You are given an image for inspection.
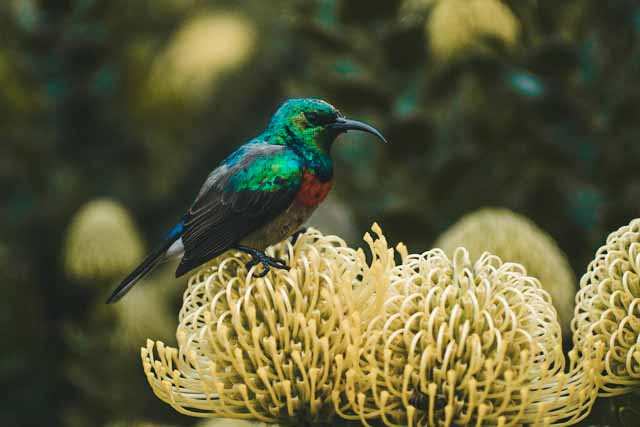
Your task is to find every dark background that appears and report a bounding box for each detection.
[2,0,639,426]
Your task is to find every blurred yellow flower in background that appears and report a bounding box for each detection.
[427,0,520,60]
[435,207,577,336]
[147,11,255,103]
[64,198,144,283]
[196,417,266,427]
[111,266,180,350]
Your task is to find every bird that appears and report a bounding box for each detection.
[106,98,386,303]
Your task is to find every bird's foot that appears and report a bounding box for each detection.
[233,245,290,278]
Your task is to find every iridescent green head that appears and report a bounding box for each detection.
[265,98,386,151]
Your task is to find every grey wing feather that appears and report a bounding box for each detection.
[175,143,302,277]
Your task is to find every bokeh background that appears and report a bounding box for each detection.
[2,0,640,426]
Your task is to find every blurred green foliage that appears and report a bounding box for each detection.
[2,0,640,426]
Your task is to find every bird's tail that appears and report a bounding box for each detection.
[106,236,177,304]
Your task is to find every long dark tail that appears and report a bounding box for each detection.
[106,237,176,304]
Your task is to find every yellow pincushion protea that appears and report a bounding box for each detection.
[64,198,144,282]
[334,248,597,427]
[112,268,179,349]
[427,0,520,60]
[141,224,622,426]
[573,218,640,396]
[196,418,266,427]
[435,208,577,337]
[141,226,398,425]
[147,11,255,101]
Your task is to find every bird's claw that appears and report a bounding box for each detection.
[289,227,309,246]
[248,255,290,277]
[241,250,289,277]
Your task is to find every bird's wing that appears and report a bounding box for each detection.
[175,143,303,277]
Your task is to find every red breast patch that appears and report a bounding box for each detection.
[296,172,332,207]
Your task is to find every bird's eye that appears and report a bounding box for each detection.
[305,112,319,124]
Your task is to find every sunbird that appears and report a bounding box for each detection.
[107,98,386,303]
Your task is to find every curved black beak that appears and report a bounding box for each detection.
[328,117,387,143]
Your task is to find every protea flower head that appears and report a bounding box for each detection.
[427,0,520,60]
[435,208,577,336]
[334,247,598,427]
[141,224,617,427]
[573,218,640,396]
[64,198,144,282]
[147,11,255,102]
[197,418,266,427]
[112,267,178,349]
[141,225,399,426]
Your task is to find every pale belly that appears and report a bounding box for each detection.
[239,201,318,250]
